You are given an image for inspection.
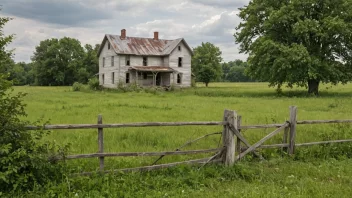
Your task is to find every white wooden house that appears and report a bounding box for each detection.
[97,29,193,88]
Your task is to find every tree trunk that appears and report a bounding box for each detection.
[205,82,209,87]
[308,79,320,95]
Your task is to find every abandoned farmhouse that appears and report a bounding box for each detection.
[98,29,193,88]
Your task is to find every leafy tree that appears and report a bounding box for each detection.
[192,42,222,87]
[0,12,13,76]
[235,0,352,95]
[32,37,85,86]
[222,60,254,82]
[83,44,100,77]
[0,12,66,193]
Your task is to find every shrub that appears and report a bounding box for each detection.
[88,77,101,90]
[0,74,67,193]
[72,82,83,91]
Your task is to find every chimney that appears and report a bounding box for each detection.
[121,29,126,39]
[154,31,159,40]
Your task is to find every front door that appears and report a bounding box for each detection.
[156,73,161,86]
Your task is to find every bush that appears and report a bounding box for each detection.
[88,77,101,90]
[0,74,67,193]
[72,82,83,91]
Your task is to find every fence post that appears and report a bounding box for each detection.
[222,110,237,166]
[236,115,242,158]
[288,106,297,155]
[98,115,104,172]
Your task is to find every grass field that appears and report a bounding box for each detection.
[12,82,352,197]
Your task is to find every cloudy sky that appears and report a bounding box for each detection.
[0,0,250,63]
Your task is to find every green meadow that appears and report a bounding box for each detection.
[13,83,352,197]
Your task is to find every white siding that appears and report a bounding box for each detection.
[168,41,192,87]
[99,40,120,88]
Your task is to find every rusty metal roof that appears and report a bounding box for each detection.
[129,66,175,73]
[98,34,193,56]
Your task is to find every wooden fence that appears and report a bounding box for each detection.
[25,106,352,175]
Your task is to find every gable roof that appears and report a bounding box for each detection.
[98,34,193,57]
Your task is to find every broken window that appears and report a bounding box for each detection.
[112,72,115,84]
[126,73,130,83]
[178,45,181,51]
[108,42,111,50]
[103,57,105,67]
[111,56,114,67]
[102,74,105,84]
[126,55,130,66]
[143,57,148,66]
[178,57,182,67]
[177,73,182,84]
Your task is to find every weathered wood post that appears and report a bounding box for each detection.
[98,115,104,172]
[236,115,242,158]
[222,110,237,166]
[288,106,297,155]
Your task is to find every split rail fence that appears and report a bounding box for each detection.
[25,106,352,175]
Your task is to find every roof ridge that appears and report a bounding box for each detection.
[106,34,176,41]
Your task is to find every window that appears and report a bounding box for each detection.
[177,73,182,84]
[102,74,105,84]
[143,57,148,66]
[178,57,183,67]
[111,56,114,67]
[126,73,130,83]
[126,55,130,66]
[143,73,147,79]
[103,57,105,67]
[112,72,115,84]
[108,42,111,50]
[178,46,181,51]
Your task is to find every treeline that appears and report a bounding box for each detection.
[3,37,100,86]
[221,59,255,82]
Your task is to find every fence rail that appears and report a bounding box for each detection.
[26,106,352,175]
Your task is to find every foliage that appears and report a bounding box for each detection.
[222,60,254,82]
[88,77,101,90]
[0,74,67,194]
[31,37,99,86]
[0,12,14,78]
[192,42,223,87]
[235,0,352,95]
[72,82,84,92]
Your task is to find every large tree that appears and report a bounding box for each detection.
[192,42,223,87]
[235,0,352,95]
[32,37,85,86]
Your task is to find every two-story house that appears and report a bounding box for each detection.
[97,29,193,88]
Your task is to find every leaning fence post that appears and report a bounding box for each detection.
[288,106,297,155]
[222,110,237,166]
[236,115,242,158]
[98,115,104,172]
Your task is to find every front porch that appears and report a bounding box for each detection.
[129,66,176,87]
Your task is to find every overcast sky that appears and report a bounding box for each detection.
[0,0,250,63]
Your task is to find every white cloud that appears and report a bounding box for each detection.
[0,0,250,62]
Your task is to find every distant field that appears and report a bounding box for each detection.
[14,82,352,197]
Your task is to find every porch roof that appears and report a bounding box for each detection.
[129,66,175,73]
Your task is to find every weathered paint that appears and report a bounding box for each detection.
[99,34,192,88]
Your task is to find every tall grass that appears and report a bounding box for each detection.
[10,82,352,197]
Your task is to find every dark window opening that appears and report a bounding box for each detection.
[177,74,182,84]
[143,73,148,79]
[178,57,182,67]
[126,73,130,84]
[108,42,111,50]
[112,72,115,84]
[178,46,181,51]
[143,57,148,66]
[126,55,130,66]
[102,74,105,84]
[111,56,114,67]
[103,57,105,67]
